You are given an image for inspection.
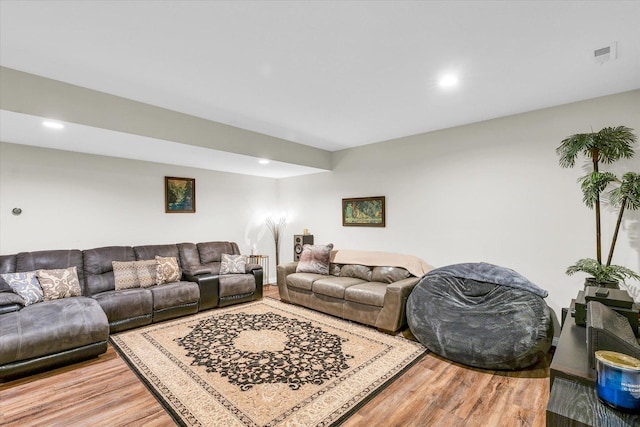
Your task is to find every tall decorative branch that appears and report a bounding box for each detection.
[266,216,287,266]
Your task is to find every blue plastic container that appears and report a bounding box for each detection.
[595,350,640,412]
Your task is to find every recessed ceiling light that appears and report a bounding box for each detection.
[438,74,459,88]
[43,121,64,129]
[258,159,270,165]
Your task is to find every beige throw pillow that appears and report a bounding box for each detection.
[36,266,82,300]
[220,254,247,274]
[135,259,158,288]
[156,256,181,284]
[112,261,140,291]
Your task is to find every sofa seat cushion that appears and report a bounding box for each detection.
[0,297,109,365]
[219,275,255,297]
[92,288,153,323]
[344,282,387,307]
[312,277,365,299]
[286,273,327,291]
[149,281,200,310]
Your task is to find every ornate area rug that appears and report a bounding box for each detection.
[110,298,426,426]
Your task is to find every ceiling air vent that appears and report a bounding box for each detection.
[594,42,617,64]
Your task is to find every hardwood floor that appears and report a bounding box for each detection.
[0,285,550,426]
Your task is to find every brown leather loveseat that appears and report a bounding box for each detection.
[277,248,432,333]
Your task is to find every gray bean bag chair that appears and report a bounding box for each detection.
[407,263,553,370]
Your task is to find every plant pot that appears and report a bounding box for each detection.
[585,277,620,290]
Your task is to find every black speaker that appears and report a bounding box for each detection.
[294,235,314,261]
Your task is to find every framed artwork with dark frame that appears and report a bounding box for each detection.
[165,177,196,213]
[342,196,385,227]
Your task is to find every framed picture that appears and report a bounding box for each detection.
[165,177,196,213]
[342,196,385,227]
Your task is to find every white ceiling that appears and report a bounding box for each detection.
[0,110,326,179]
[1,1,639,174]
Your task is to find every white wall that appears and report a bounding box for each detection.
[0,143,280,280]
[2,90,639,322]
[278,90,640,323]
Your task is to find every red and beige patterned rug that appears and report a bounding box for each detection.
[110,298,426,426]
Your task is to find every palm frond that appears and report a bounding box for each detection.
[578,171,617,208]
[594,126,637,164]
[566,258,640,284]
[609,172,640,210]
[556,133,593,168]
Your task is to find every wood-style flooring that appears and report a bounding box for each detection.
[0,285,550,426]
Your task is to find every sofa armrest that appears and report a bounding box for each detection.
[386,277,420,295]
[276,262,298,302]
[0,292,25,314]
[249,267,264,300]
[278,262,298,276]
[245,263,262,273]
[183,272,219,310]
[376,277,420,333]
[183,267,213,276]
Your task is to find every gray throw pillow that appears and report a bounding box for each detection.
[0,271,44,306]
[296,244,334,275]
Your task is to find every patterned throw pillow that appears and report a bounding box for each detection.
[156,256,181,285]
[296,243,334,275]
[112,261,140,291]
[220,254,247,274]
[1,271,44,306]
[36,267,82,301]
[135,260,158,288]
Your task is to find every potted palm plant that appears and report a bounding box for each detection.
[556,126,640,288]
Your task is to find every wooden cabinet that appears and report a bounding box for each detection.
[546,304,640,425]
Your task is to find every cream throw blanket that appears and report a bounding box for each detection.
[330,249,433,278]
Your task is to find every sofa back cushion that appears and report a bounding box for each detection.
[0,254,16,275]
[371,266,412,283]
[0,255,17,293]
[83,246,135,296]
[329,263,342,276]
[340,264,372,281]
[15,250,85,294]
[134,244,180,263]
[177,242,201,270]
[196,241,239,264]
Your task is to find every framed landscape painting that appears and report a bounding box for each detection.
[165,177,196,213]
[342,196,385,227]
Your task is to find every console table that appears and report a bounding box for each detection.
[547,302,640,425]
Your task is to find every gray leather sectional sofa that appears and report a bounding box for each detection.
[0,241,262,381]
